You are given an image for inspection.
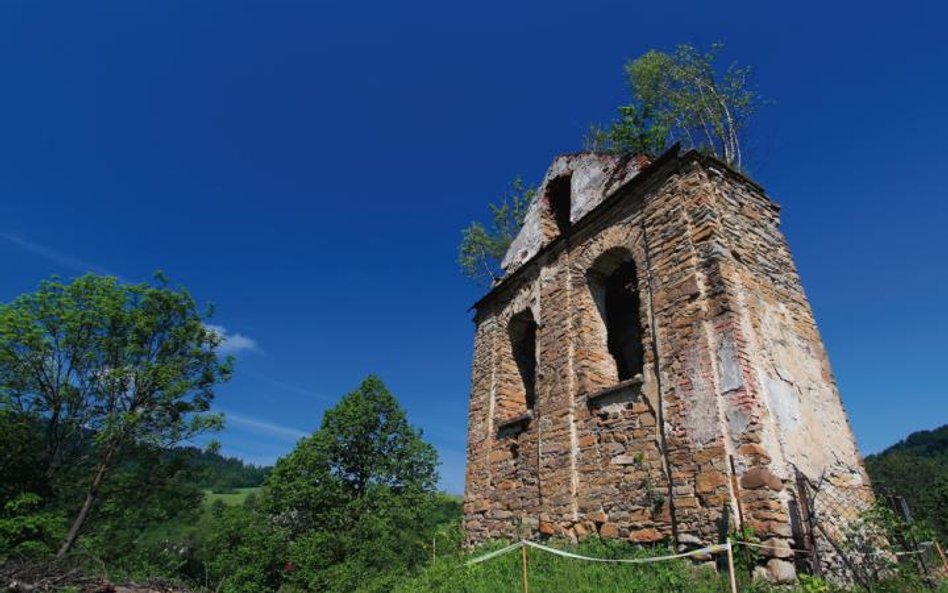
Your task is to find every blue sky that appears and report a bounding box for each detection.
[1,0,945,493]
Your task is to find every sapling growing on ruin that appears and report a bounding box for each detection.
[588,42,765,170]
[458,177,534,284]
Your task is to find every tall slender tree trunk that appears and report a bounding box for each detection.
[705,83,741,169]
[56,443,116,558]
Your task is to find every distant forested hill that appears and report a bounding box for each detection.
[178,446,271,491]
[864,424,947,540]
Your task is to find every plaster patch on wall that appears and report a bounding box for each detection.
[726,406,749,436]
[717,333,744,393]
[763,376,801,432]
[753,298,862,478]
[681,347,720,445]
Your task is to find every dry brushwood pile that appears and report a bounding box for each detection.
[2,561,197,593]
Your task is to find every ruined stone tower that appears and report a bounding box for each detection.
[463,146,871,580]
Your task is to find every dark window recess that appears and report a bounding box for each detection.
[508,311,538,410]
[600,261,645,381]
[547,175,572,235]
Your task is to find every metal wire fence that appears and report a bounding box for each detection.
[791,468,945,589]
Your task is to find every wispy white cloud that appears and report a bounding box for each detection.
[224,411,309,441]
[207,324,261,355]
[242,369,333,402]
[0,232,114,276]
[0,237,257,356]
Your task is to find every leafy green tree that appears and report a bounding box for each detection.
[588,42,764,170]
[0,273,232,557]
[264,375,440,593]
[586,103,669,158]
[458,178,534,284]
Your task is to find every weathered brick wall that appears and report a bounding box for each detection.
[463,150,869,581]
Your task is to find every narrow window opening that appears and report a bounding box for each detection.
[603,261,645,380]
[589,253,645,383]
[508,311,538,411]
[547,175,572,235]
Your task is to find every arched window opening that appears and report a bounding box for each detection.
[508,310,538,411]
[547,175,572,236]
[589,254,645,382]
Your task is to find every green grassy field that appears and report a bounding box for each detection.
[393,540,731,593]
[202,487,261,506]
[392,540,948,593]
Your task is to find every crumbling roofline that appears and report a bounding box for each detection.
[469,146,774,313]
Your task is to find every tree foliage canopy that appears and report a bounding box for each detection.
[588,42,764,170]
[0,273,232,556]
[262,375,441,593]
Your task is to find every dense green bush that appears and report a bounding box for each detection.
[0,493,65,559]
[200,501,288,593]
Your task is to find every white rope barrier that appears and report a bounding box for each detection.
[465,538,742,593]
[894,541,934,556]
[465,541,527,566]
[470,537,933,564]
[733,538,937,558]
[466,539,731,566]
[523,540,731,563]
[731,540,810,555]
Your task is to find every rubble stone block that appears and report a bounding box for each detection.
[599,522,620,538]
[628,528,664,543]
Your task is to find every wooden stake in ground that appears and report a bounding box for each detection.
[726,541,740,593]
[521,542,529,593]
[935,541,948,573]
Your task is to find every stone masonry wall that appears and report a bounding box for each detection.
[705,163,873,578]
[463,150,869,581]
